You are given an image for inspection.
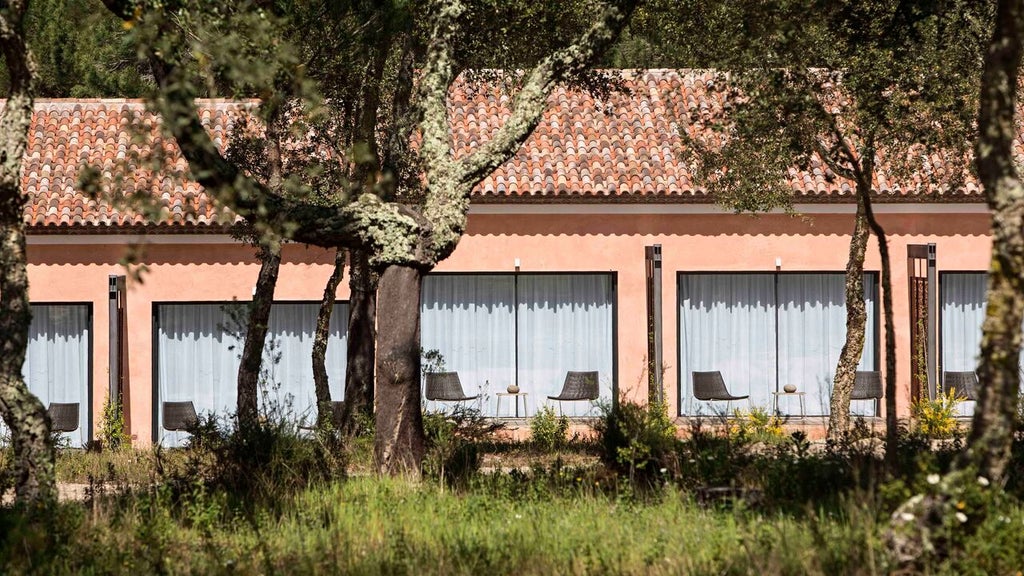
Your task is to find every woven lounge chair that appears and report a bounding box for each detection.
[163,401,198,432]
[47,402,80,433]
[851,370,883,416]
[943,371,979,402]
[548,371,599,416]
[851,371,883,400]
[425,372,479,410]
[692,371,749,414]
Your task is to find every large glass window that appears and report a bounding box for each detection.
[421,273,615,417]
[938,272,1021,417]
[1,304,92,448]
[679,273,877,416]
[155,302,349,446]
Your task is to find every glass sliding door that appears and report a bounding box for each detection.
[155,302,349,446]
[517,274,615,417]
[940,273,987,416]
[421,273,616,417]
[421,275,516,413]
[679,274,775,414]
[265,303,349,417]
[16,304,92,447]
[679,272,878,416]
[777,274,877,416]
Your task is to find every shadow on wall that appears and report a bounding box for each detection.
[464,211,991,239]
[28,240,337,267]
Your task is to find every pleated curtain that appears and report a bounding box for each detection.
[679,273,877,416]
[156,302,349,446]
[679,274,775,414]
[777,274,877,416]
[420,275,516,412]
[420,274,615,417]
[16,305,91,447]
[517,275,614,417]
[940,273,988,416]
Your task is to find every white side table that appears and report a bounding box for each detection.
[496,392,529,418]
[771,391,806,419]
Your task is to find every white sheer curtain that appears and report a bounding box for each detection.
[679,274,775,414]
[156,302,349,446]
[421,275,515,415]
[15,305,91,447]
[941,273,987,416]
[778,274,877,417]
[855,274,879,415]
[680,273,877,416]
[264,303,349,420]
[517,274,614,417]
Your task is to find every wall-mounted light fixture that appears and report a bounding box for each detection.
[514,257,521,272]
[775,257,782,270]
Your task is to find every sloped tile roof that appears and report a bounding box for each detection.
[24,100,243,231]
[20,70,986,232]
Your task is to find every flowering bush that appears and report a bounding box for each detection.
[911,389,963,439]
[728,406,785,443]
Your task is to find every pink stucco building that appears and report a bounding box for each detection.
[17,71,994,446]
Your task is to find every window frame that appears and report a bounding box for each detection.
[150,300,351,443]
[422,271,619,409]
[24,302,94,445]
[675,270,880,417]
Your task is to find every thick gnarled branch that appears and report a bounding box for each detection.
[417,0,639,260]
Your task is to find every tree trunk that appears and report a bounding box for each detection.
[827,192,870,440]
[236,242,282,427]
[0,0,53,507]
[959,0,1024,481]
[341,248,378,437]
[887,2,1024,566]
[0,225,56,507]
[859,182,898,467]
[373,264,425,476]
[313,250,346,429]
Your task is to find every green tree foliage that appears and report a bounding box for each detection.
[0,0,149,97]
[98,0,636,475]
[616,0,990,444]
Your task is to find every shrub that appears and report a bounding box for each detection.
[530,406,569,452]
[98,395,131,451]
[596,399,679,486]
[728,406,786,444]
[164,410,345,507]
[423,405,503,486]
[911,389,963,439]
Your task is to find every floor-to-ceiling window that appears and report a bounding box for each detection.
[421,273,616,417]
[938,272,1018,417]
[154,302,349,446]
[678,272,878,416]
[8,304,93,447]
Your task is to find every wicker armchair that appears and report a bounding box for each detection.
[163,401,198,432]
[691,371,749,414]
[850,370,883,416]
[424,372,479,409]
[47,402,80,433]
[851,371,883,400]
[548,371,600,415]
[943,371,979,402]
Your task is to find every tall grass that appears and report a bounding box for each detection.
[6,474,1022,575]
[4,404,1024,574]
[0,476,903,575]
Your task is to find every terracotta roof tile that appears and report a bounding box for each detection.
[18,71,988,231]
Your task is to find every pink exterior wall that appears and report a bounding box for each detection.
[26,207,993,444]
